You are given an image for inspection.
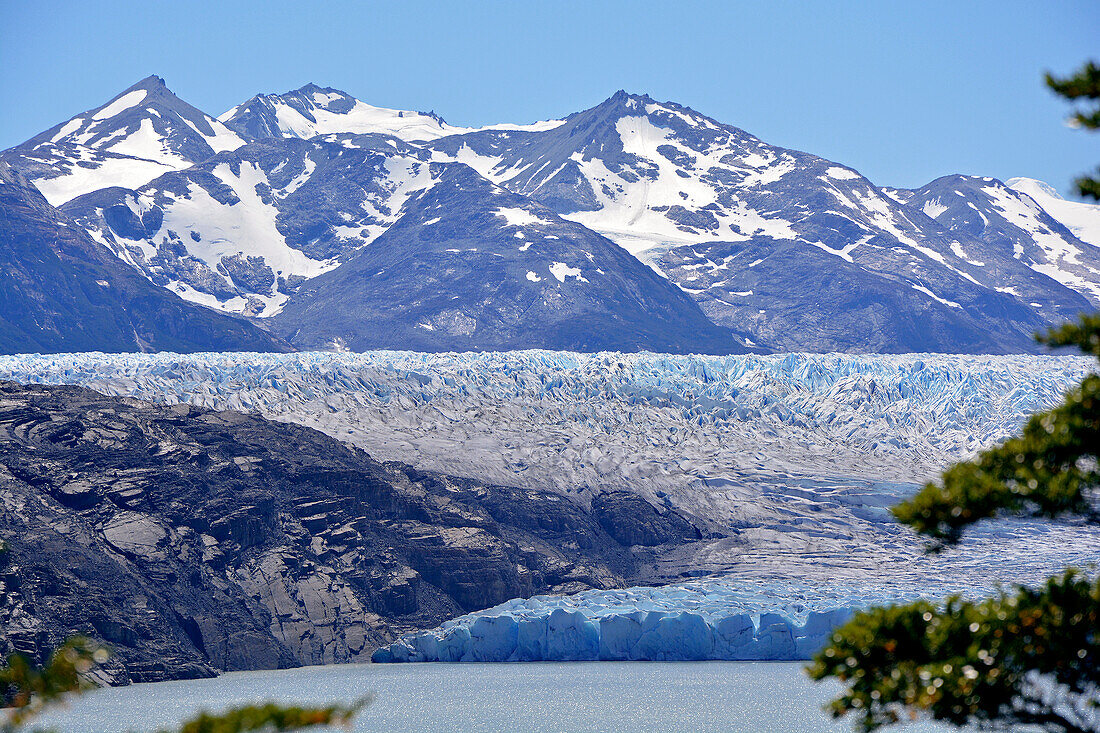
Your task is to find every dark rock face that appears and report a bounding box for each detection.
[591,492,699,547]
[0,163,290,355]
[0,382,671,682]
[655,237,1060,354]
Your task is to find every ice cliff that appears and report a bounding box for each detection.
[371,577,998,663]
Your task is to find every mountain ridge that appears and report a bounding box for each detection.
[3,76,1099,354]
[0,161,291,355]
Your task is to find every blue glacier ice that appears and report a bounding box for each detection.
[0,351,1088,501]
[371,577,990,663]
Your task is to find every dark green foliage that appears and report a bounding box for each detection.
[807,571,1100,732]
[1,637,107,732]
[1046,61,1100,200]
[167,698,371,733]
[893,314,1100,548]
[809,314,1100,731]
[1,638,368,732]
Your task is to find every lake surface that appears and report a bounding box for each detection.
[35,661,949,733]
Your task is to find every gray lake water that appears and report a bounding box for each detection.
[34,661,950,733]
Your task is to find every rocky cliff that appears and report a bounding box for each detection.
[0,382,701,683]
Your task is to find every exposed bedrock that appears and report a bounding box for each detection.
[0,381,705,683]
[591,491,700,547]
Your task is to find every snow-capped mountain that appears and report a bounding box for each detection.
[901,174,1100,307]
[1,76,245,206]
[0,162,288,354]
[427,90,945,259]
[59,128,734,352]
[219,83,566,143]
[1007,177,1100,249]
[426,90,1098,351]
[62,133,438,317]
[219,83,457,142]
[271,162,740,353]
[3,76,1099,355]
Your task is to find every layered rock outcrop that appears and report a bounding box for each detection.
[0,382,692,682]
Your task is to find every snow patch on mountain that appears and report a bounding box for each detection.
[156,161,337,315]
[548,261,588,282]
[92,89,148,120]
[2,76,245,205]
[1008,177,1100,248]
[493,206,546,227]
[220,84,567,143]
[28,149,178,206]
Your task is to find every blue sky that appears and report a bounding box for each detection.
[1,0,1097,191]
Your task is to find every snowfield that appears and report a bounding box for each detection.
[2,350,1096,661]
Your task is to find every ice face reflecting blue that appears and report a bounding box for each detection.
[373,583,860,663]
[370,574,1012,663]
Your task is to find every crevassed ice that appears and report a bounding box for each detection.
[0,351,1088,495]
[3,350,1096,661]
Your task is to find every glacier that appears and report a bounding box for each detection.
[369,574,1041,664]
[372,581,859,663]
[0,350,1089,497]
[2,350,1097,662]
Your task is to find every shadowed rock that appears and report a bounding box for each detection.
[0,381,682,682]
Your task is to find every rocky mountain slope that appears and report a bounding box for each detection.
[270,162,740,353]
[898,174,1100,305]
[0,162,289,355]
[0,380,711,682]
[429,91,1100,352]
[60,134,432,317]
[4,77,1100,354]
[1,76,245,206]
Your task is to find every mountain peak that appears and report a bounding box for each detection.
[130,74,168,90]
[221,84,455,142]
[1006,177,1062,201]
[288,82,351,100]
[118,74,177,100]
[3,74,245,205]
[605,89,655,108]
